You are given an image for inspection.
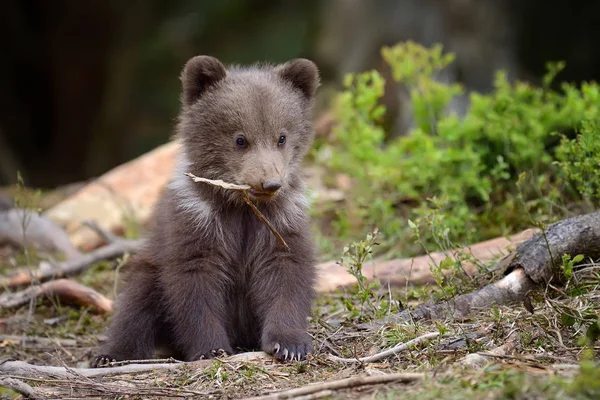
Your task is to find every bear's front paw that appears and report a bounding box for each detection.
[90,355,116,368]
[261,328,313,362]
[188,345,233,361]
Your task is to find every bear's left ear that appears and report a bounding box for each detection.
[276,58,320,100]
[181,55,227,106]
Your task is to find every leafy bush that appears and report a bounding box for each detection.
[317,41,600,257]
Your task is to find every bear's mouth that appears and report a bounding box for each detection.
[248,188,277,201]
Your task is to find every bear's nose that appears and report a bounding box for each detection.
[261,179,282,193]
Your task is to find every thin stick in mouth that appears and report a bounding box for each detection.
[184,172,290,250]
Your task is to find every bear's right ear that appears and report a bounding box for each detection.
[181,56,227,106]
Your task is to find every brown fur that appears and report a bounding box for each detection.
[91,56,320,366]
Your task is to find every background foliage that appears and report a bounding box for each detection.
[314,41,600,258]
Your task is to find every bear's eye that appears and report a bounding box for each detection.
[236,136,247,148]
[278,135,286,146]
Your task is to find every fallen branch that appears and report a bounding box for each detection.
[364,211,600,329]
[326,332,440,364]
[0,351,270,379]
[0,279,113,314]
[315,229,538,292]
[361,268,536,329]
[0,208,81,260]
[0,238,142,289]
[0,335,77,348]
[186,172,289,250]
[0,377,44,400]
[241,372,425,400]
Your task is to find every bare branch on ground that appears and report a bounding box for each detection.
[0,279,113,313]
[0,238,141,289]
[361,267,536,330]
[240,372,425,400]
[363,211,600,329]
[326,332,441,364]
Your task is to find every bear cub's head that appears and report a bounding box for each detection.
[177,55,320,202]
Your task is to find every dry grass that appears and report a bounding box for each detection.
[1,261,599,399]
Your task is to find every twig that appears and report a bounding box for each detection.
[185,173,250,191]
[106,357,180,366]
[82,220,120,244]
[0,335,77,348]
[240,372,425,400]
[0,238,142,289]
[242,193,289,250]
[0,377,44,400]
[0,279,113,313]
[185,172,289,250]
[326,332,441,363]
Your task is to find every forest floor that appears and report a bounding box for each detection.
[1,185,599,400]
[1,249,597,399]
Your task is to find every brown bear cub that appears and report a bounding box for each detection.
[91,55,319,366]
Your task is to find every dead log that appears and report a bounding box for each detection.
[0,279,113,314]
[0,238,142,289]
[0,208,81,260]
[505,211,600,284]
[363,211,600,329]
[361,268,536,329]
[44,141,179,251]
[316,228,538,292]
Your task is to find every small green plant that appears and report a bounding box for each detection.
[338,229,382,321]
[561,253,585,282]
[204,360,227,385]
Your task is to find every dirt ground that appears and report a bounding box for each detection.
[1,253,595,399]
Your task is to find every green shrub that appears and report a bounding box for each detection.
[317,40,600,258]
